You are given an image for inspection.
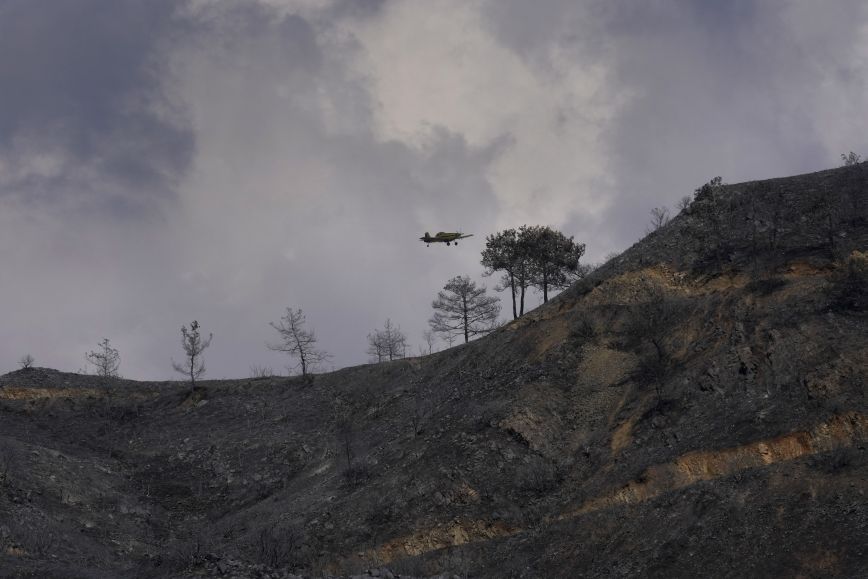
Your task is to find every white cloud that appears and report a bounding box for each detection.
[344,0,623,229]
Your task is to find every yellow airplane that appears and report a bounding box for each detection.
[420,231,473,247]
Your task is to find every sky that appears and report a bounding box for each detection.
[1,0,866,379]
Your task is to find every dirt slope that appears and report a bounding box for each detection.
[1,164,866,578]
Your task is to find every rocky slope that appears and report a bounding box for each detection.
[1,164,866,578]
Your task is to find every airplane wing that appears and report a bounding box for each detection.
[457,234,474,239]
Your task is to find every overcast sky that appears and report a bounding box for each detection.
[1,0,866,379]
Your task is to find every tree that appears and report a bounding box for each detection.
[625,286,684,404]
[367,318,407,363]
[481,228,531,319]
[268,308,329,377]
[522,225,586,303]
[693,176,724,201]
[18,354,34,370]
[647,206,671,233]
[85,338,120,378]
[841,151,862,166]
[420,330,437,356]
[482,225,585,316]
[172,321,212,392]
[429,275,500,344]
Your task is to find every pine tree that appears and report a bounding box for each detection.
[522,225,586,303]
[172,321,212,392]
[429,276,500,344]
[481,228,532,319]
[85,338,120,378]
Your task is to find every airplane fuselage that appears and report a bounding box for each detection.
[420,231,472,246]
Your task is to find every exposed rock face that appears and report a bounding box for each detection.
[1,165,866,578]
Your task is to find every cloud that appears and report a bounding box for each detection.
[342,0,622,230]
[582,0,868,247]
[0,0,194,217]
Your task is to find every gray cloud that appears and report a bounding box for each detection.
[480,0,868,252]
[597,0,868,243]
[0,0,194,216]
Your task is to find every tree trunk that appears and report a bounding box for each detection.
[463,296,469,343]
[509,272,517,319]
[188,353,195,392]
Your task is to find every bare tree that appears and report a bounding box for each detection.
[85,338,120,378]
[367,318,407,363]
[626,286,684,404]
[249,365,274,379]
[841,151,862,166]
[410,386,433,437]
[268,308,330,377]
[647,206,671,232]
[421,330,437,355]
[18,354,35,370]
[676,195,692,212]
[429,275,501,344]
[172,320,212,392]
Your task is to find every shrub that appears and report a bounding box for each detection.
[343,463,372,489]
[515,459,560,495]
[254,524,303,568]
[569,316,597,343]
[745,277,788,296]
[7,520,56,556]
[367,495,404,526]
[0,444,13,484]
[164,533,212,572]
[809,447,855,474]
[832,251,868,312]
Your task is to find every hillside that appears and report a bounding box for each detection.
[1,164,866,578]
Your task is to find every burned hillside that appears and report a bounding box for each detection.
[1,164,866,578]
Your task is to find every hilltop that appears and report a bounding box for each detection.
[1,164,866,578]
